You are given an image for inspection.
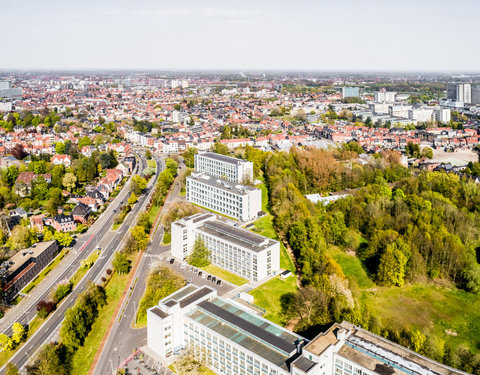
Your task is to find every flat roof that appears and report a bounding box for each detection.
[150,307,169,319]
[188,173,258,195]
[197,152,251,166]
[198,221,277,253]
[179,286,214,308]
[161,284,197,305]
[1,241,57,277]
[292,356,317,373]
[197,299,297,354]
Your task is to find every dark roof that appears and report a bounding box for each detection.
[54,213,74,223]
[198,152,248,165]
[150,307,168,319]
[292,356,317,373]
[72,203,91,216]
[165,300,177,308]
[179,287,213,308]
[198,300,296,354]
[87,190,105,200]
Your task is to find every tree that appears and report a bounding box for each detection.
[78,136,92,149]
[220,125,232,139]
[27,343,70,375]
[187,239,210,267]
[4,165,19,186]
[55,142,66,155]
[5,363,20,375]
[182,147,197,169]
[0,333,13,351]
[112,252,129,274]
[409,329,426,353]
[130,226,149,251]
[54,231,73,246]
[8,225,33,250]
[128,192,138,205]
[213,142,229,155]
[11,322,26,345]
[131,175,147,195]
[376,243,408,287]
[421,147,433,159]
[281,287,330,329]
[137,212,152,233]
[11,144,27,160]
[145,150,152,160]
[62,173,77,192]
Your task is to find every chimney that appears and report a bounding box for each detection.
[295,339,304,354]
[336,328,347,341]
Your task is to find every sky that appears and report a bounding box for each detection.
[1,0,479,71]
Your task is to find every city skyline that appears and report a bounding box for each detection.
[2,0,480,72]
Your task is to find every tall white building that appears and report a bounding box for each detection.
[171,213,280,281]
[374,89,396,103]
[195,152,254,184]
[447,83,471,104]
[186,172,261,222]
[147,285,467,375]
[408,108,435,122]
[433,108,451,123]
[0,81,22,99]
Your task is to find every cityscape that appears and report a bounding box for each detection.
[1,1,480,375]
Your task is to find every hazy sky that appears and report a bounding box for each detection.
[1,0,479,71]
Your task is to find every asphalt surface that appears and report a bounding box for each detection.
[94,162,237,375]
[0,151,160,374]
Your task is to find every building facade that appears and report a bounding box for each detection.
[341,87,359,98]
[447,83,472,104]
[148,286,467,375]
[0,240,59,302]
[194,152,254,184]
[186,173,262,222]
[171,213,280,282]
[374,89,396,103]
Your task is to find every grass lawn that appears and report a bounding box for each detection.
[327,246,374,289]
[21,249,70,294]
[256,178,269,213]
[147,158,156,169]
[0,316,45,367]
[248,275,297,326]
[200,264,248,286]
[169,362,216,375]
[148,203,161,223]
[252,214,295,273]
[70,251,101,287]
[70,271,130,375]
[361,282,480,352]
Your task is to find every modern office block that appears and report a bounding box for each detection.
[0,81,23,99]
[447,83,471,104]
[171,213,280,281]
[195,152,254,184]
[374,89,396,103]
[186,172,261,222]
[147,286,467,375]
[341,87,359,98]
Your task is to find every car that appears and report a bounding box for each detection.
[216,280,222,286]
[113,209,117,213]
[212,276,217,283]
[96,245,101,250]
[207,275,212,281]
[198,271,202,277]
[120,201,124,204]
[170,259,175,264]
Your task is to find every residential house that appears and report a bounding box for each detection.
[52,213,76,232]
[72,203,91,223]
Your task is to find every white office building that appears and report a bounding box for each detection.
[147,285,467,375]
[374,89,396,103]
[195,152,254,184]
[0,81,22,99]
[186,172,261,222]
[171,213,280,281]
[408,108,435,122]
[433,108,451,123]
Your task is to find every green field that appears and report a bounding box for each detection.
[361,283,480,352]
[21,249,70,294]
[70,251,100,286]
[252,214,295,272]
[70,271,131,374]
[248,275,297,326]
[201,264,248,286]
[327,246,374,289]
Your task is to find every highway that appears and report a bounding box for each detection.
[0,151,160,374]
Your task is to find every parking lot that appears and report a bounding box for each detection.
[162,256,236,296]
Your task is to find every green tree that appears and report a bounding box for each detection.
[8,225,33,250]
[131,175,147,195]
[182,147,197,169]
[54,231,73,245]
[421,147,433,159]
[11,322,26,345]
[409,329,426,353]
[187,238,210,267]
[5,363,20,375]
[221,125,232,139]
[0,333,13,351]
[128,192,138,205]
[145,150,152,160]
[55,142,66,154]
[213,142,229,155]
[28,343,70,375]
[130,226,149,251]
[62,173,77,192]
[112,252,130,274]
[376,243,408,287]
[78,136,93,149]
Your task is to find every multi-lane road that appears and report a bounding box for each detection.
[0,151,160,374]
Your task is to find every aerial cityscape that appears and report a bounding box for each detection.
[1,1,480,375]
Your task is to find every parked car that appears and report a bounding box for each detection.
[170,259,175,264]
[207,275,212,281]
[216,279,222,286]
[212,276,217,283]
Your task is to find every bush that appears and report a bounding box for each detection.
[53,281,73,303]
[36,300,55,319]
[106,268,112,275]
